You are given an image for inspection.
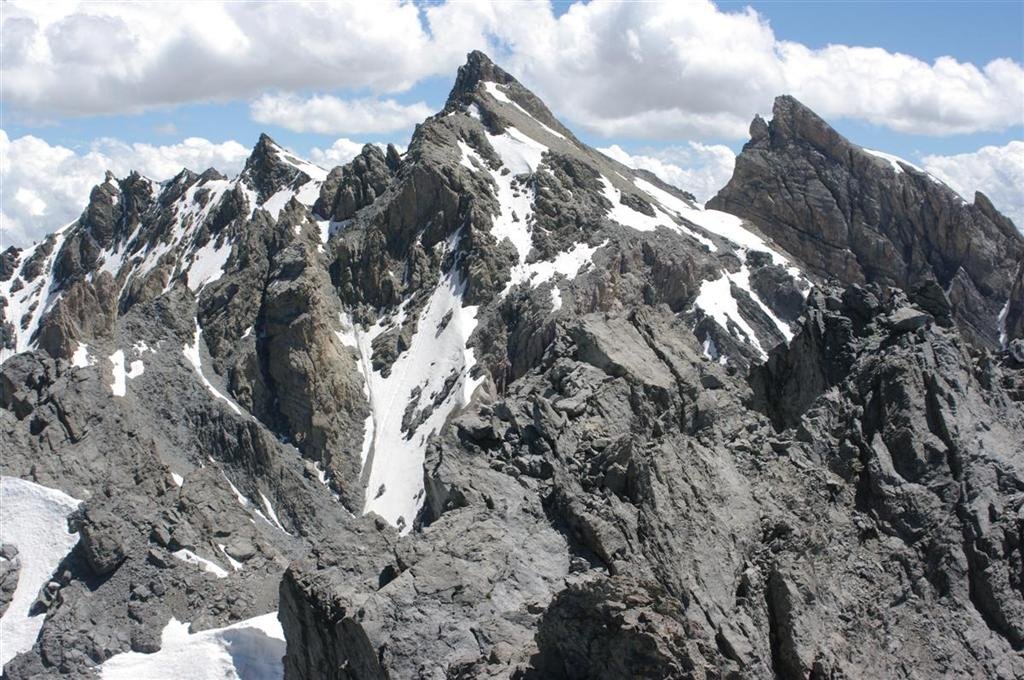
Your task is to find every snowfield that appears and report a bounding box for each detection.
[98,613,284,680]
[0,477,82,667]
[355,271,483,533]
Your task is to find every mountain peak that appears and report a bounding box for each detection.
[445,50,516,109]
[442,50,571,141]
[241,133,312,203]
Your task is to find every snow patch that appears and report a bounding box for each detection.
[258,492,290,535]
[354,272,482,533]
[183,323,243,415]
[172,549,229,579]
[108,349,144,397]
[218,545,244,572]
[0,223,74,363]
[632,178,717,250]
[502,240,604,296]
[487,127,547,175]
[694,272,766,359]
[999,299,1010,348]
[461,139,535,265]
[863,148,919,175]
[600,177,670,232]
[71,342,94,368]
[185,237,233,291]
[483,82,566,140]
[0,477,81,667]
[98,612,284,680]
[550,285,563,311]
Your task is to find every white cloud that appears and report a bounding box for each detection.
[923,141,1024,229]
[308,138,368,167]
[0,1,494,117]
[250,94,432,135]
[500,1,1024,140]
[600,142,735,204]
[0,131,250,249]
[4,1,1019,140]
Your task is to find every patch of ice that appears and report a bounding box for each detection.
[172,549,229,579]
[98,612,284,680]
[0,477,81,667]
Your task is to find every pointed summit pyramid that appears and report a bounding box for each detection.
[710,93,1023,349]
[240,133,326,203]
[442,51,573,144]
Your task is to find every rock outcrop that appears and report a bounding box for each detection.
[709,95,1023,350]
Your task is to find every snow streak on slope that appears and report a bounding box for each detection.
[99,612,284,680]
[1,142,328,364]
[0,223,74,364]
[861,147,962,200]
[482,81,566,141]
[354,271,482,534]
[625,175,807,357]
[0,477,81,667]
[183,323,243,416]
[460,139,535,265]
[108,349,144,397]
[458,121,603,301]
[171,549,229,579]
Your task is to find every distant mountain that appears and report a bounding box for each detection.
[1,51,1022,680]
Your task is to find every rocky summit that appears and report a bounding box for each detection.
[1,51,1022,679]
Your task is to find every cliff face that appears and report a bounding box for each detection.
[2,54,1023,680]
[709,95,1023,350]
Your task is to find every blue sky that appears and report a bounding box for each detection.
[2,0,1022,246]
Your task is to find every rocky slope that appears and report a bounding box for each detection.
[1,52,1022,679]
[709,95,1024,350]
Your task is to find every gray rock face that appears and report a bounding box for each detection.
[2,52,1023,680]
[709,95,1023,350]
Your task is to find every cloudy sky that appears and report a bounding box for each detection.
[2,0,1022,248]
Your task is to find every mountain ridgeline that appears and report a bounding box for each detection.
[1,52,1022,679]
